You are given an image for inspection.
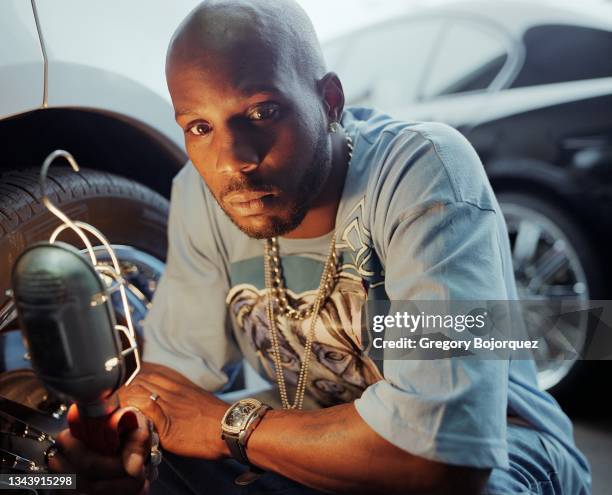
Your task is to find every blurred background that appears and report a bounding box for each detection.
[304,2,612,491]
[305,2,612,491]
[0,0,610,491]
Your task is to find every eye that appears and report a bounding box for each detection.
[186,121,212,136]
[247,103,280,122]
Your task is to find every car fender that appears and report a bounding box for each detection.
[32,0,202,148]
[0,0,44,119]
[486,157,608,241]
[45,61,183,148]
[487,157,581,196]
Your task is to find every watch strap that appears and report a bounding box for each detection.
[222,401,271,468]
[226,434,250,465]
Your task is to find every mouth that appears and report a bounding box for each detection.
[224,190,278,216]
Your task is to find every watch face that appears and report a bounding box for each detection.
[226,402,257,429]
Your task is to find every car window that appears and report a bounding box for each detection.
[511,24,612,88]
[334,19,443,109]
[421,21,509,100]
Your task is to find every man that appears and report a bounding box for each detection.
[49,0,592,493]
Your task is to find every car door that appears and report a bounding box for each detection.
[409,18,518,130]
[332,18,444,114]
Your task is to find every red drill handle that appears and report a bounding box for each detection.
[67,404,139,456]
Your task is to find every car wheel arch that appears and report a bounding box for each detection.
[0,107,187,199]
[487,158,587,217]
[487,157,609,255]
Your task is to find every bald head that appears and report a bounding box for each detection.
[167,0,327,89]
[165,0,347,239]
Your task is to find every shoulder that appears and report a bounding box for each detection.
[343,107,496,213]
[406,121,493,208]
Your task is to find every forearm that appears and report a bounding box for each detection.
[245,402,459,494]
[125,365,489,493]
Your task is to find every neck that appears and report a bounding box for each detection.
[281,130,349,239]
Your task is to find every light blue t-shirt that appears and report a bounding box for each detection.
[143,107,589,474]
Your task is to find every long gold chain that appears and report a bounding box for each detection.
[263,132,352,410]
[264,235,337,409]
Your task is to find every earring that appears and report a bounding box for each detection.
[328,121,339,133]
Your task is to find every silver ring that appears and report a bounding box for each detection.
[150,393,159,402]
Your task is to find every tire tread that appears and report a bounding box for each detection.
[0,167,168,238]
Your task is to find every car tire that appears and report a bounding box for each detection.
[497,191,606,410]
[0,166,169,369]
[0,166,169,293]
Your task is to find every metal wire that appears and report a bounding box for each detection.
[40,150,141,385]
[40,150,97,266]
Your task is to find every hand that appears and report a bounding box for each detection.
[118,362,230,460]
[47,407,152,495]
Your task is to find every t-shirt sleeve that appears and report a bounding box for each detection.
[142,164,241,391]
[354,125,511,469]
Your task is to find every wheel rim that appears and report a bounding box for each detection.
[0,245,165,372]
[500,201,589,390]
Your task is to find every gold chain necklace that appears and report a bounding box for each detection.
[263,132,353,410]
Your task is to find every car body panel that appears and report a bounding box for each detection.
[32,0,203,148]
[469,92,612,239]
[392,77,612,133]
[0,0,44,118]
[475,78,612,127]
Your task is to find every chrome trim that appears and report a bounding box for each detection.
[30,0,48,108]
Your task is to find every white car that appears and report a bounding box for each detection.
[0,0,208,408]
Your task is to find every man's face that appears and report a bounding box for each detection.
[167,57,331,239]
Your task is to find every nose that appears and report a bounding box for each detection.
[214,129,260,175]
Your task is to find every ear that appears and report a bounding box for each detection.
[317,72,345,124]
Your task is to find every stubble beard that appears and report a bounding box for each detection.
[211,129,332,239]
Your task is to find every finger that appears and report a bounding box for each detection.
[120,382,159,408]
[118,381,158,409]
[119,388,170,446]
[119,362,197,409]
[55,429,126,478]
[134,373,224,409]
[120,384,163,419]
[120,409,152,478]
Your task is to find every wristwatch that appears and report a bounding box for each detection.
[221,398,271,470]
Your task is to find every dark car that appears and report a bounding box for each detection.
[323,0,612,396]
